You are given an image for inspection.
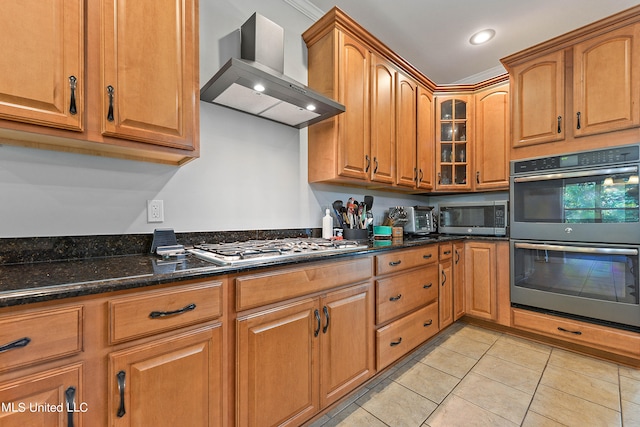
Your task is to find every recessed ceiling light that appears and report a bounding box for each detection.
[306,104,316,111]
[469,29,496,45]
[253,83,265,92]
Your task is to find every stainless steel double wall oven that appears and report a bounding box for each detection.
[509,144,640,329]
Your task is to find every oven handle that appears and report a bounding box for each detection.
[513,166,638,183]
[514,242,638,256]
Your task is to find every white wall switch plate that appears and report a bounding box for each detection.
[147,200,164,223]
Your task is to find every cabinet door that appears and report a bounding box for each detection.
[438,259,454,329]
[464,242,497,321]
[320,283,374,407]
[573,24,640,137]
[102,0,198,150]
[511,50,565,147]
[109,325,222,427]
[237,299,319,427]
[416,84,434,190]
[436,96,472,191]
[474,84,510,191]
[395,72,418,188]
[337,32,371,180]
[0,0,83,131]
[370,55,395,184]
[453,242,465,321]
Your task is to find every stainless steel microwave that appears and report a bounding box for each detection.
[439,201,508,236]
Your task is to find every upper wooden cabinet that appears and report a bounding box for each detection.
[0,0,84,131]
[304,8,437,192]
[0,0,199,165]
[502,7,640,159]
[474,83,510,191]
[435,95,472,191]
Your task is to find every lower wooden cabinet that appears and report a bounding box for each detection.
[438,243,454,329]
[236,282,374,427]
[464,241,510,326]
[108,325,222,427]
[453,242,465,321]
[0,363,83,427]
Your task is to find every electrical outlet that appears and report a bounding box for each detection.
[147,200,164,223]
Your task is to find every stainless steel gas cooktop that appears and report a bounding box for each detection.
[187,238,368,266]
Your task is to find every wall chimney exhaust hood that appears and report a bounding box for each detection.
[200,13,345,129]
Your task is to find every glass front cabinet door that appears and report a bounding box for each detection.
[436,96,472,191]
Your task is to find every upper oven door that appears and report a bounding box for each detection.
[510,165,640,243]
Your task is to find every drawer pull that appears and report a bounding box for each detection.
[68,76,77,115]
[390,338,403,347]
[314,309,321,337]
[443,250,451,255]
[557,327,582,336]
[389,294,402,302]
[423,254,432,259]
[389,260,402,266]
[65,386,76,427]
[423,283,433,289]
[149,303,196,319]
[441,270,447,286]
[424,319,433,327]
[116,370,126,418]
[322,306,330,334]
[0,337,31,353]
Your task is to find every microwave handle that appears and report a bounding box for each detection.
[514,242,638,256]
[513,166,638,183]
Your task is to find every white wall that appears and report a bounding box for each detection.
[0,0,428,238]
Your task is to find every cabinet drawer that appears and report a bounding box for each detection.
[376,302,439,370]
[375,246,438,276]
[512,308,640,359]
[236,257,372,311]
[109,281,222,344]
[439,243,453,260]
[376,265,438,324]
[0,305,83,372]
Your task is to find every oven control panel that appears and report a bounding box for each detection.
[512,144,639,174]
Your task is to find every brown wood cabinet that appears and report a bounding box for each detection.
[0,0,199,165]
[435,96,472,191]
[453,242,465,321]
[438,243,454,329]
[474,83,510,190]
[416,85,435,190]
[503,8,640,159]
[236,282,374,427]
[370,54,396,184]
[464,241,510,326]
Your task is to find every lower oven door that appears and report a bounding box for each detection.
[511,240,640,329]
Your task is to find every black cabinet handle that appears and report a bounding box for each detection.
[476,171,480,184]
[389,294,402,302]
[117,370,126,418]
[557,115,562,133]
[419,169,424,183]
[389,260,402,266]
[441,270,447,286]
[424,319,433,327]
[437,172,441,185]
[0,337,31,353]
[373,157,379,174]
[423,283,433,289]
[149,303,196,319]
[576,112,581,130]
[65,386,76,427]
[390,338,402,347]
[443,250,451,255]
[322,306,330,334]
[107,85,115,122]
[557,326,582,335]
[423,254,432,259]
[365,155,370,173]
[69,76,77,115]
[314,309,321,337]
[455,250,460,264]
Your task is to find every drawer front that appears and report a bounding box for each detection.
[376,301,439,370]
[376,265,438,324]
[0,306,83,372]
[236,257,372,311]
[439,243,453,260]
[375,245,438,276]
[512,308,640,358]
[110,281,222,344]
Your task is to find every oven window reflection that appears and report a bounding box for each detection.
[564,174,639,223]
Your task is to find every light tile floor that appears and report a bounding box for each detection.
[309,322,640,427]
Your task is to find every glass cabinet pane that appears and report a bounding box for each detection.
[454,100,466,119]
[441,123,453,141]
[454,123,466,141]
[441,100,452,120]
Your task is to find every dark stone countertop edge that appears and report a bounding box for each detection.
[0,235,507,308]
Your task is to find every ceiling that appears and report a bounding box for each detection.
[299,0,639,85]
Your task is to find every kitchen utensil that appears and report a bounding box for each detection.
[332,200,345,228]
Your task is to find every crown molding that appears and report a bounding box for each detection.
[282,0,324,21]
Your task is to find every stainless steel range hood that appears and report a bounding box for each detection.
[200,13,345,129]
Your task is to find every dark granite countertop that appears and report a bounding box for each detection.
[0,233,506,307]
